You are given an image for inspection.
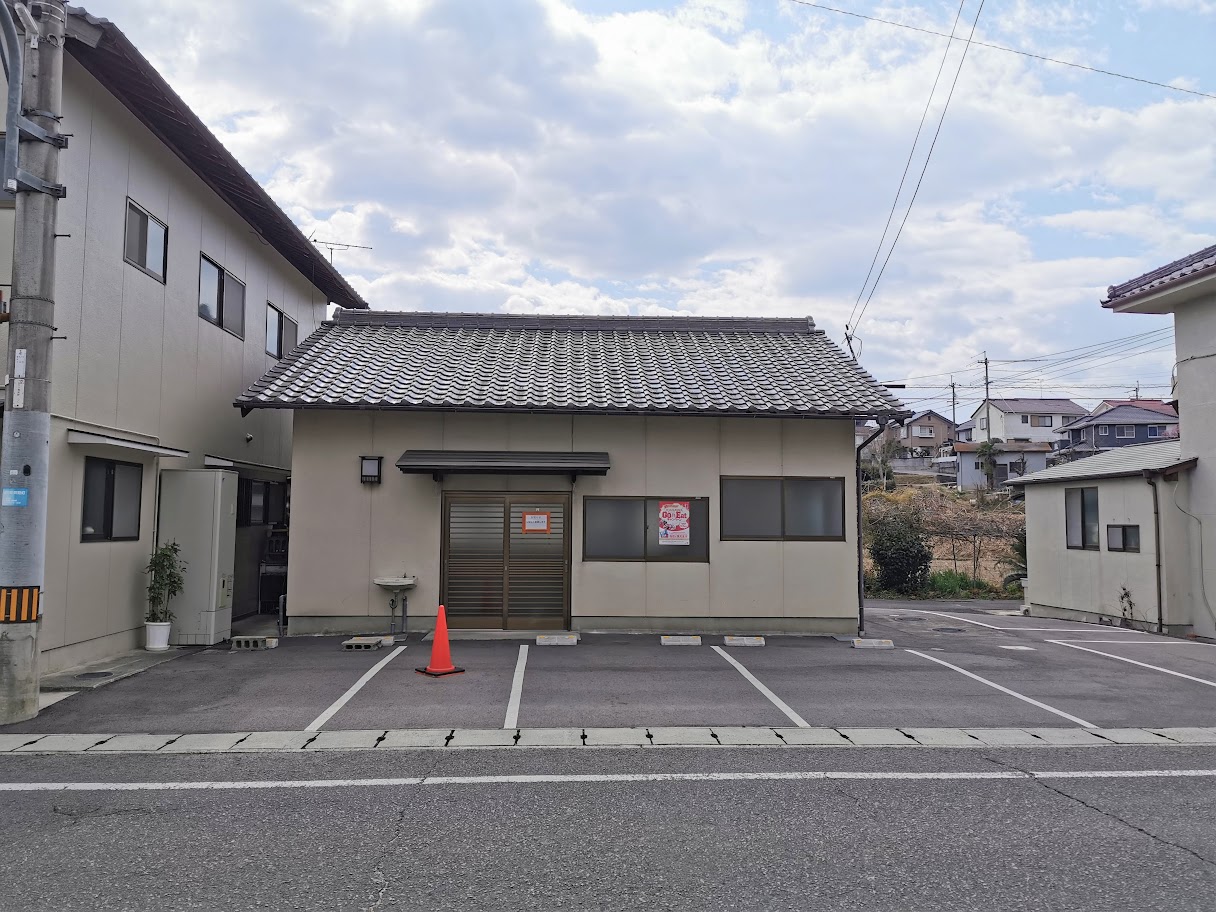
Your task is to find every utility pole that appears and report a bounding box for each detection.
[0,1,68,724]
[1133,380,1140,399]
[949,376,957,428]
[978,353,991,441]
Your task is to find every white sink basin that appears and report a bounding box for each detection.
[373,576,416,591]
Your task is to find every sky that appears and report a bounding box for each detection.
[84,0,1216,417]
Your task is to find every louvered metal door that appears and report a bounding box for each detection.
[442,494,570,629]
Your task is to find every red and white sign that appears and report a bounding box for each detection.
[657,500,691,546]
[521,511,551,534]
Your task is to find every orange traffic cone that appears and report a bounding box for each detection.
[416,605,465,677]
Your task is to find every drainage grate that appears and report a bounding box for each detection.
[74,671,114,680]
[933,627,965,633]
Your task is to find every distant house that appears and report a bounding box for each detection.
[1056,402,1179,458]
[952,441,1052,491]
[972,399,1087,448]
[897,410,956,454]
[955,419,975,443]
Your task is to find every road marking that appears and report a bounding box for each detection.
[997,645,1036,651]
[5,768,1216,792]
[1048,641,1216,688]
[905,649,1096,728]
[711,645,809,728]
[1055,639,1203,645]
[883,609,1150,635]
[503,644,529,730]
[304,646,407,732]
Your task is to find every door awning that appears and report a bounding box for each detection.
[396,450,610,479]
[66,430,189,458]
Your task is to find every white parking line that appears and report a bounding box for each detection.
[710,645,809,728]
[4,768,1216,792]
[304,646,407,732]
[1049,641,1216,688]
[503,645,529,730]
[1056,640,1202,645]
[884,609,1148,635]
[905,649,1095,728]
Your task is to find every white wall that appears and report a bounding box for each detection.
[286,412,861,635]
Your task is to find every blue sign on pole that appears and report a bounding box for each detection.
[2,487,29,507]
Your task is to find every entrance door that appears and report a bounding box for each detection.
[442,493,570,629]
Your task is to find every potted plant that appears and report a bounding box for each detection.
[144,542,186,652]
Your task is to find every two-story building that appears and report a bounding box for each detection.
[971,398,1087,447]
[897,410,956,455]
[0,8,364,673]
[1056,402,1179,459]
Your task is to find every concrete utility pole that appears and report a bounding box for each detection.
[0,0,68,724]
[949,376,957,427]
[978,353,992,441]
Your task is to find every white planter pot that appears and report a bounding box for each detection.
[145,621,172,652]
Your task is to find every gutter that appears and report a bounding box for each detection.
[856,422,889,635]
[1143,471,1165,634]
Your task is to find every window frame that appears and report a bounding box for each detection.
[1065,486,1100,551]
[80,456,144,543]
[582,495,710,563]
[265,303,300,360]
[123,198,168,283]
[1115,425,1136,439]
[719,476,847,543]
[1098,425,1109,437]
[1107,524,1141,553]
[1147,425,1166,439]
[1031,415,1053,428]
[198,253,246,340]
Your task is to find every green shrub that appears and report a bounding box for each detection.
[927,570,997,598]
[868,523,932,594]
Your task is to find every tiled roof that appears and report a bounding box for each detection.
[987,398,1087,416]
[1059,404,1180,431]
[956,419,975,431]
[1008,440,1190,486]
[954,441,1053,453]
[236,311,910,419]
[1098,399,1177,417]
[909,409,953,425]
[1103,243,1216,306]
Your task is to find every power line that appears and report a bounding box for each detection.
[849,0,987,337]
[844,0,968,349]
[784,0,1216,101]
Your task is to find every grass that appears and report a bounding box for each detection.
[864,569,1022,600]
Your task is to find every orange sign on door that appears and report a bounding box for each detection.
[521,511,551,534]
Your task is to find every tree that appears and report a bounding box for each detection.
[975,438,1004,490]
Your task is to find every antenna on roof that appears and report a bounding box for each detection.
[311,238,373,265]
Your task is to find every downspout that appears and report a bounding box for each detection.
[856,421,889,635]
[1143,471,1164,634]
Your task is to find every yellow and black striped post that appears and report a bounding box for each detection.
[0,587,40,623]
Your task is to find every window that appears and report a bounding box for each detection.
[198,255,246,338]
[1030,415,1053,428]
[1021,415,1029,424]
[81,457,143,542]
[124,200,168,281]
[1107,525,1141,553]
[974,461,982,470]
[237,478,288,527]
[1098,425,1109,437]
[583,497,709,562]
[1115,425,1135,439]
[914,425,934,438]
[1065,487,1099,550]
[265,304,299,359]
[899,426,909,439]
[1148,425,1166,439]
[720,477,845,541]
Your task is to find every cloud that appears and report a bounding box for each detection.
[84,0,1213,406]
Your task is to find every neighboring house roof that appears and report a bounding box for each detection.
[1102,243,1216,307]
[956,419,975,431]
[1095,399,1177,417]
[58,4,366,310]
[954,441,1053,453]
[1058,404,1181,432]
[237,311,912,419]
[908,409,954,426]
[981,398,1087,416]
[1008,440,1194,486]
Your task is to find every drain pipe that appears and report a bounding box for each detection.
[1144,472,1165,634]
[856,422,889,636]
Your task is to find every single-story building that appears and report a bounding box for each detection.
[1009,441,1196,633]
[951,441,1052,491]
[236,311,909,635]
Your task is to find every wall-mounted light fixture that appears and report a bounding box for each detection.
[360,456,383,485]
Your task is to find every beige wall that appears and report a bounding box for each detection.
[287,411,860,634]
[1024,476,1192,630]
[2,59,331,671]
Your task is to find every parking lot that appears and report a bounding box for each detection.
[4,601,1215,737]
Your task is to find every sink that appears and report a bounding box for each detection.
[373,577,416,591]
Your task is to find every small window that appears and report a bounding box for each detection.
[721,477,845,541]
[974,461,982,470]
[583,497,708,562]
[1099,425,1109,437]
[198,255,246,339]
[914,425,934,437]
[1115,425,1135,439]
[1148,425,1165,439]
[1107,525,1141,553]
[1031,415,1053,428]
[265,305,297,359]
[81,457,143,542]
[979,417,987,430]
[1065,487,1099,550]
[123,200,167,282]
[1021,415,1029,424]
